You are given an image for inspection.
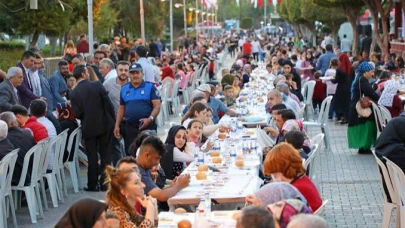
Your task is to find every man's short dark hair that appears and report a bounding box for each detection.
[94,50,107,58]
[29,100,47,117]
[325,44,333,52]
[21,50,35,61]
[136,45,148,58]
[34,53,42,59]
[238,205,275,228]
[291,54,298,61]
[10,105,28,117]
[277,109,296,121]
[116,156,137,168]
[141,135,166,156]
[58,60,69,68]
[343,34,347,38]
[117,60,130,67]
[285,131,305,150]
[73,65,87,80]
[266,63,272,68]
[272,103,287,112]
[73,54,84,61]
[80,34,86,39]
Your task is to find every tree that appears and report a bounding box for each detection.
[363,0,393,55]
[3,0,73,46]
[311,0,365,55]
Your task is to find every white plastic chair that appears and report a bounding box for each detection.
[167,80,181,116]
[372,152,400,228]
[310,133,325,150]
[302,81,316,121]
[384,157,404,228]
[0,149,19,228]
[297,104,306,121]
[160,83,171,121]
[303,96,333,150]
[12,139,49,224]
[371,102,385,138]
[43,129,69,208]
[57,129,69,198]
[379,105,392,124]
[314,199,329,216]
[64,127,82,193]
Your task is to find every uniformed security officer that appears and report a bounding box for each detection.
[114,63,161,154]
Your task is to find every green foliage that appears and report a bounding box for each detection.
[0,41,25,49]
[94,0,120,38]
[0,49,23,70]
[5,0,73,37]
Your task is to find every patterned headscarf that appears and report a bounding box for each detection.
[267,199,313,228]
[254,182,307,206]
[378,79,400,107]
[350,61,375,99]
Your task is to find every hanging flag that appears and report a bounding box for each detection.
[277,0,282,4]
[254,0,258,8]
[258,0,263,8]
[268,0,272,5]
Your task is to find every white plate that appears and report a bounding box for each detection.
[320,76,334,81]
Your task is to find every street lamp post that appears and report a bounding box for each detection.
[87,0,94,54]
[183,0,187,37]
[140,0,145,45]
[162,0,173,52]
[260,21,264,29]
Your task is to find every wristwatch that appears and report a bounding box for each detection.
[149,116,154,121]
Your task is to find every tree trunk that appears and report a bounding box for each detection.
[380,15,390,55]
[369,6,379,54]
[345,7,359,55]
[50,37,57,56]
[30,31,40,47]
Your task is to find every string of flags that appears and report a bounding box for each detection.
[229,0,282,7]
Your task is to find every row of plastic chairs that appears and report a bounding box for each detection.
[372,151,402,228]
[0,127,83,225]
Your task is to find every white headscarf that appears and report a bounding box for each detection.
[378,79,400,107]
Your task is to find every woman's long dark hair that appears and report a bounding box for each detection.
[127,130,156,157]
[181,101,207,124]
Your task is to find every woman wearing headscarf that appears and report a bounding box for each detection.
[338,53,352,78]
[267,199,313,228]
[330,58,351,124]
[245,182,307,207]
[348,62,380,154]
[242,64,252,85]
[378,80,403,118]
[282,59,302,101]
[160,125,194,180]
[55,198,108,228]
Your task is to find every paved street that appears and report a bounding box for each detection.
[9,55,391,227]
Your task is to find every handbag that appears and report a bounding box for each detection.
[356,77,372,118]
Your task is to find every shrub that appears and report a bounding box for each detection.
[0,41,25,50]
[0,49,24,70]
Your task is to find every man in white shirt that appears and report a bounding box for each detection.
[135,45,155,83]
[340,34,352,53]
[99,58,117,82]
[251,37,262,62]
[238,38,245,52]
[29,99,56,170]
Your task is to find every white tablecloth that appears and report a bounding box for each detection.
[158,210,238,228]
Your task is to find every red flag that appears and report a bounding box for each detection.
[249,0,252,7]
[268,0,272,5]
[258,0,263,8]
[277,0,282,4]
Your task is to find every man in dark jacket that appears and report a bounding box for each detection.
[0,111,36,185]
[69,65,115,191]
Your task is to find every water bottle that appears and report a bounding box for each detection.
[231,119,237,134]
[194,146,199,164]
[242,141,249,155]
[230,145,236,161]
[198,198,206,216]
[197,149,205,165]
[237,120,244,132]
[204,192,211,218]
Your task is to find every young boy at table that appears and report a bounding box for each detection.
[285,130,309,159]
[223,85,236,107]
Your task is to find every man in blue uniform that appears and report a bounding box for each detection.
[114,63,161,154]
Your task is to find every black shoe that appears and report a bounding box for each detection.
[99,185,107,192]
[84,186,100,192]
[358,148,372,154]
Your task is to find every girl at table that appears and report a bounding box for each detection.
[263,143,322,212]
[106,166,158,228]
[186,119,213,152]
[161,125,194,180]
[181,102,230,137]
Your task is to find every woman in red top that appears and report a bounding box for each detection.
[263,142,322,212]
[312,71,326,111]
[378,79,404,118]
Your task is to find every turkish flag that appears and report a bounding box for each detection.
[258,0,263,8]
